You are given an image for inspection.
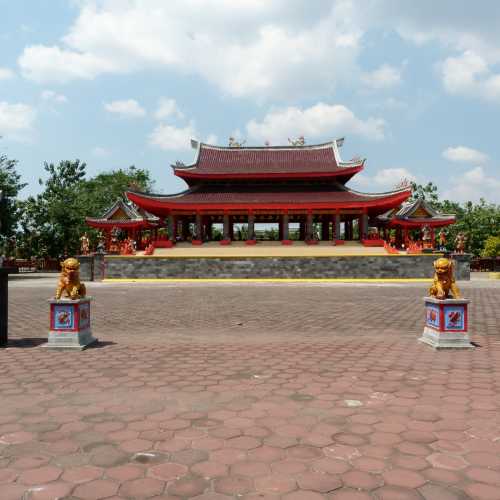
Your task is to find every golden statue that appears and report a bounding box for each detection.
[80,233,90,255]
[429,257,460,300]
[55,258,86,300]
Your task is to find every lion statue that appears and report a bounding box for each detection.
[55,258,86,300]
[429,257,461,299]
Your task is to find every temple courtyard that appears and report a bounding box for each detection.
[1,276,500,499]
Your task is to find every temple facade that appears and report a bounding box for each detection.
[125,138,413,244]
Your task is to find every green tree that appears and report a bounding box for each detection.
[17,162,155,258]
[482,235,500,258]
[82,166,154,218]
[438,199,499,256]
[410,181,440,207]
[18,160,87,258]
[0,154,27,237]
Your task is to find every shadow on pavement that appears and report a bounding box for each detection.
[1,339,117,349]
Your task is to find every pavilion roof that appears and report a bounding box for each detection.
[377,198,456,227]
[172,139,364,183]
[85,198,159,228]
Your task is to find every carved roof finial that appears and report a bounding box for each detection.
[288,136,305,146]
[228,137,246,148]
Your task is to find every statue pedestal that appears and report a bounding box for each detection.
[419,297,473,349]
[44,297,97,350]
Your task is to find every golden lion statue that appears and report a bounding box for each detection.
[55,258,86,300]
[429,257,460,299]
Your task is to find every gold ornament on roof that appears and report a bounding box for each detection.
[429,257,461,300]
[228,137,246,148]
[56,258,87,300]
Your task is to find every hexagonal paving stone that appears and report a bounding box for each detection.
[119,477,165,498]
[297,471,342,492]
[254,474,297,495]
[214,475,253,496]
[148,462,188,481]
[73,479,119,499]
[167,475,209,497]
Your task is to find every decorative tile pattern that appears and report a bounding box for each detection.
[444,306,465,331]
[53,305,75,330]
[425,304,440,330]
[79,302,91,329]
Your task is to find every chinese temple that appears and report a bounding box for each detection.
[125,138,414,244]
[85,198,159,250]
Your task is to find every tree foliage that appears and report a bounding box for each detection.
[0,154,27,238]
[409,181,440,207]
[482,235,500,258]
[17,162,154,258]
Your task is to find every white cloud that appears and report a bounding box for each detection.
[442,146,489,164]
[91,146,111,157]
[104,99,146,118]
[41,89,68,103]
[149,122,197,151]
[439,50,500,102]
[442,166,500,203]
[246,103,385,144]
[350,168,417,191]
[154,98,184,121]
[0,68,15,80]
[16,1,362,100]
[205,133,218,145]
[19,44,121,83]
[0,101,36,140]
[361,64,402,89]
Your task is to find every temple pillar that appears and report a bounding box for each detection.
[167,214,175,241]
[248,211,255,240]
[430,227,435,248]
[206,221,213,241]
[228,216,234,240]
[299,220,305,241]
[223,213,230,240]
[334,214,341,240]
[321,216,329,241]
[360,213,368,240]
[347,220,353,240]
[195,212,203,240]
[182,219,190,241]
[306,211,313,240]
[282,213,289,240]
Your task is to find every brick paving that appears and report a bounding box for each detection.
[1,278,499,499]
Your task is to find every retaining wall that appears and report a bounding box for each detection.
[100,253,470,280]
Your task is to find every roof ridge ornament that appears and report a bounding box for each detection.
[288,136,305,146]
[395,178,411,190]
[228,137,246,148]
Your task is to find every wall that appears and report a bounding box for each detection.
[102,254,471,280]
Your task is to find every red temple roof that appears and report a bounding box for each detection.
[173,139,364,183]
[377,198,456,228]
[85,198,159,230]
[126,185,411,215]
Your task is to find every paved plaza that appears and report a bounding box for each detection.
[1,277,500,499]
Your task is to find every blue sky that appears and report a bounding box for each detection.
[1,0,499,203]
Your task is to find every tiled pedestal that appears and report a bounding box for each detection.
[44,297,97,350]
[419,297,473,349]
